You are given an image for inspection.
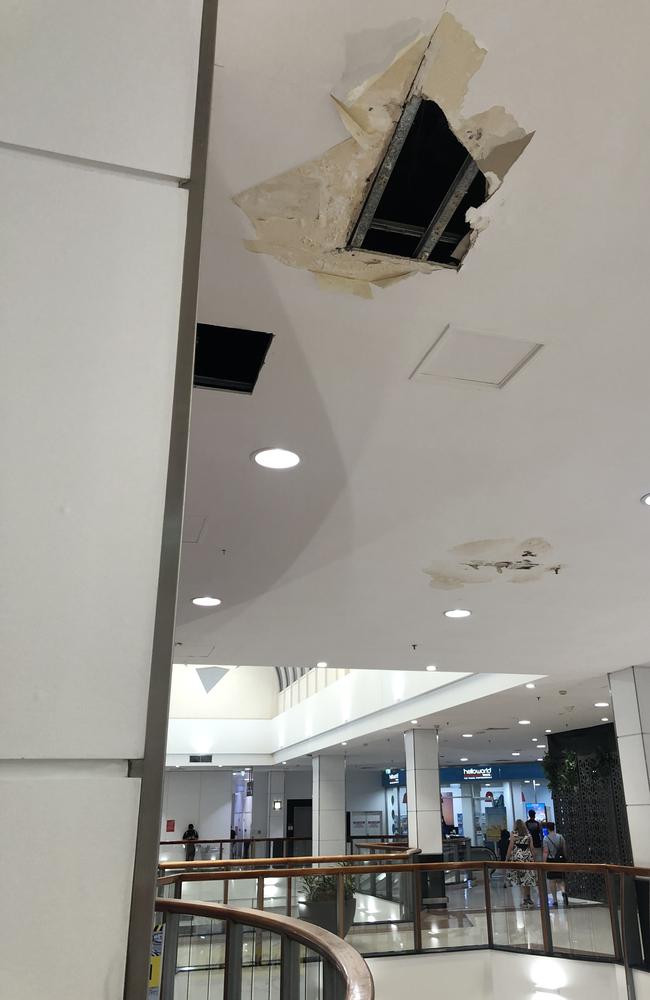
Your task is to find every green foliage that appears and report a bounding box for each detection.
[300,869,356,902]
[542,750,579,792]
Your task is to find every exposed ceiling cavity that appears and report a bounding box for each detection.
[233,12,533,298]
[424,538,562,590]
[193,324,273,394]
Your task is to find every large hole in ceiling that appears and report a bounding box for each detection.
[193,324,273,394]
[348,97,487,267]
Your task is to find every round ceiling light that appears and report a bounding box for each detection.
[601,717,609,722]
[537,744,546,749]
[512,752,520,757]
[444,608,471,619]
[545,729,552,734]
[411,720,419,725]
[518,720,531,725]
[192,596,222,607]
[537,757,544,761]
[460,757,468,762]
[532,738,538,743]
[594,702,609,708]
[341,742,347,747]
[317,661,327,668]
[641,493,650,506]
[426,664,438,672]
[525,683,536,689]
[252,448,300,469]
[462,733,473,738]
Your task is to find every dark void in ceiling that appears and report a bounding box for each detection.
[194,325,273,394]
[348,98,487,267]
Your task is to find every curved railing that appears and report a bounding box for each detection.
[155,896,374,1000]
[157,855,650,998]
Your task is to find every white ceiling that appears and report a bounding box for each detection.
[175,0,650,689]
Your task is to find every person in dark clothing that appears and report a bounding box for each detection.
[525,809,543,860]
[183,823,199,861]
[498,828,511,862]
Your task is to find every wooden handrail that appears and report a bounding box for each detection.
[159,849,418,870]
[156,897,374,1000]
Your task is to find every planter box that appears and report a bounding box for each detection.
[298,898,357,937]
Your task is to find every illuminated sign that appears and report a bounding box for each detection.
[462,766,493,781]
[382,768,406,787]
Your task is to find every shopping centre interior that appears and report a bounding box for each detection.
[4,2,650,999]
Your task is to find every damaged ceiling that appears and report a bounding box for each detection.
[424,538,562,590]
[179,0,650,685]
[234,12,533,297]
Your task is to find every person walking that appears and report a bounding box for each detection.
[183,822,199,862]
[505,819,537,907]
[525,809,543,861]
[543,821,569,907]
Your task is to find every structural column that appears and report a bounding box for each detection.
[268,771,286,844]
[312,756,346,856]
[609,666,650,865]
[404,729,442,854]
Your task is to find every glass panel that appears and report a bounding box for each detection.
[490,863,544,951]
[423,865,489,950]
[301,946,323,1000]
[546,871,616,959]
[347,870,414,955]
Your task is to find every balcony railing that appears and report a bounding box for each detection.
[156,853,650,998]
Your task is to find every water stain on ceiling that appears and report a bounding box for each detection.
[424,537,562,590]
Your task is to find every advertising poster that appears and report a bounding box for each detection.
[485,804,507,841]
[148,923,165,1000]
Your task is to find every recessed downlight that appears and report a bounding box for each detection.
[512,752,520,757]
[595,702,609,708]
[525,683,536,689]
[537,744,546,749]
[537,757,544,761]
[281,761,287,765]
[532,738,538,743]
[641,493,650,506]
[192,596,222,607]
[426,664,438,672]
[444,608,471,619]
[411,720,419,725]
[317,661,328,668]
[460,757,468,762]
[341,742,347,746]
[253,448,300,469]
[518,720,531,726]
[601,717,609,722]
[462,733,473,738]
[545,729,552,734]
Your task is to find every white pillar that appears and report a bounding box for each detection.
[609,666,650,865]
[0,3,214,998]
[313,756,346,856]
[404,729,442,854]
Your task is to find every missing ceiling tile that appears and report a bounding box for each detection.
[194,324,273,394]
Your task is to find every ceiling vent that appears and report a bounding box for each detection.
[410,325,542,389]
[348,98,486,267]
[189,754,213,763]
[194,324,273,394]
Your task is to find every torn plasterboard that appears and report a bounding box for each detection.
[424,538,562,591]
[234,12,533,297]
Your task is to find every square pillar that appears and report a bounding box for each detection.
[404,729,442,854]
[312,756,346,856]
[609,666,650,865]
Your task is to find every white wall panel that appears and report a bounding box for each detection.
[0,0,202,176]
[0,775,140,1000]
[0,148,187,759]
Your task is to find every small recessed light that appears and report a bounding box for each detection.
[524,780,531,784]
[532,738,538,743]
[518,720,531,725]
[537,757,544,761]
[460,757,468,762]
[317,661,327,668]
[192,596,222,607]
[444,608,471,619]
[426,664,438,672]
[640,493,650,506]
[595,702,609,708]
[341,742,347,746]
[512,752,520,757]
[601,717,609,722]
[411,720,419,725]
[462,733,473,738]
[537,744,546,749]
[281,761,287,764]
[525,683,536,689]
[545,729,552,734]
[253,448,300,469]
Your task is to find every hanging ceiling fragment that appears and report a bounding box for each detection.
[424,538,562,590]
[234,13,533,297]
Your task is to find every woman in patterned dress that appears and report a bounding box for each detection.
[505,818,537,907]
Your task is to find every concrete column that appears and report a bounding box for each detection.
[312,756,346,856]
[609,666,650,865]
[268,771,286,840]
[404,729,442,853]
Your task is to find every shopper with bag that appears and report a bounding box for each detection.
[543,821,569,907]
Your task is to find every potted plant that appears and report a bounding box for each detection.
[298,869,357,936]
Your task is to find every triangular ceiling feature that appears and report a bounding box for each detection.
[195,666,228,694]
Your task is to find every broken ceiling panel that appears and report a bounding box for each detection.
[234,12,533,297]
[424,538,562,590]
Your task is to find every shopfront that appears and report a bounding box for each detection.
[440,762,554,850]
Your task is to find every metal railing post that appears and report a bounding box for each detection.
[621,874,641,1000]
[323,962,345,1000]
[538,866,553,955]
[280,936,301,1000]
[224,921,243,1000]
[336,873,345,938]
[255,876,265,964]
[413,867,423,952]
[286,876,293,917]
[606,870,623,962]
[160,910,179,1000]
[484,862,494,949]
